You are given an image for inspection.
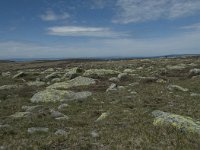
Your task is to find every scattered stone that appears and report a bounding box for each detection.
[166,64,186,70]
[90,131,99,138]
[43,68,54,73]
[106,83,117,92]
[118,73,128,80]
[190,93,200,97]
[1,72,11,77]
[152,110,200,134]
[10,112,31,118]
[27,81,45,87]
[83,69,119,77]
[189,68,200,77]
[21,105,43,112]
[12,71,25,79]
[156,79,167,83]
[0,84,21,90]
[50,109,65,118]
[123,69,136,74]
[45,72,60,80]
[96,112,109,122]
[167,85,189,92]
[109,77,119,82]
[51,78,61,83]
[55,116,69,120]
[28,127,49,134]
[47,76,96,90]
[63,67,83,79]
[139,77,158,83]
[58,104,69,111]
[31,89,92,103]
[55,129,68,136]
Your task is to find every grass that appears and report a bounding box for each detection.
[0,57,200,149]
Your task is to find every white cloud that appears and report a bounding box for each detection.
[113,0,200,24]
[40,10,70,21]
[1,30,200,59]
[47,26,127,38]
[181,23,200,30]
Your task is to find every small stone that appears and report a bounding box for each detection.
[10,112,31,118]
[190,93,200,97]
[167,85,189,92]
[0,85,21,90]
[123,69,136,74]
[118,73,128,80]
[58,104,69,111]
[189,68,200,77]
[21,105,42,112]
[45,72,60,80]
[51,78,61,83]
[50,110,65,118]
[1,72,11,77]
[28,127,49,134]
[96,112,109,122]
[55,129,68,136]
[106,83,117,92]
[55,116,69,120]
[109,77,119,82]
[12,72,25,79]
[90,131,99,138]
[27,81,45,87]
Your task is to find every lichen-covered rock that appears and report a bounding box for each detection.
[167,85,189,92]
[47,76,96,90]
[45,72,60,80]
[118,73,128,80]
[12,72,25,79]
[1,72,11,77]
[10,112,31,118]
[96,112,109,122]
[83,69,120,77]
[27,81,45,87]
[106,83,118,92]
[109,77,119,82]
[55,129,68,136]
[152,110,200,134]
[123,69,136,74]
[189,68,200,77]
[28,127,49,134]
[30,89,92,103]
[63,67,83,79]
[166,64,187,70]
[0,85,22,90]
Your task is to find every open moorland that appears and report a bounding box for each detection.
[0,57,200,149]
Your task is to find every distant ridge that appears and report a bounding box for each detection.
[1,54,200,62]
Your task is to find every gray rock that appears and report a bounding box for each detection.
[83,69,120,77]
[55,129,68,136]
[167,85,189,92]
[10,112,31,118]
[28,127,49,134]
[21,105,43,112]
[166,64,186,70]
[189,68,200,77]
[47,76,96,90]
[58,104,69,111]
[90,131,99,138]
[109,77,119,82]
[63,67,83,79]
[27,81,45,87]
[50,109,65,118]
[31,89,92,103]
[118,73,128,80]
[106,83,117,92]
[0,85,21,90]
[51,78,61,83]
[123,69,136,74]
[190,93,200,97]
[1,72,11,77]
[12,72,25,79]
[152,110,200,134]
[55,116,69,120]
[45,72,60,80]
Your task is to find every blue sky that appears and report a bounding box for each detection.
[0,0,200,59]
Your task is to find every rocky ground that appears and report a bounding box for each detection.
[0,57,200,149]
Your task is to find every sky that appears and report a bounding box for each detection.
[0,0,200,59]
